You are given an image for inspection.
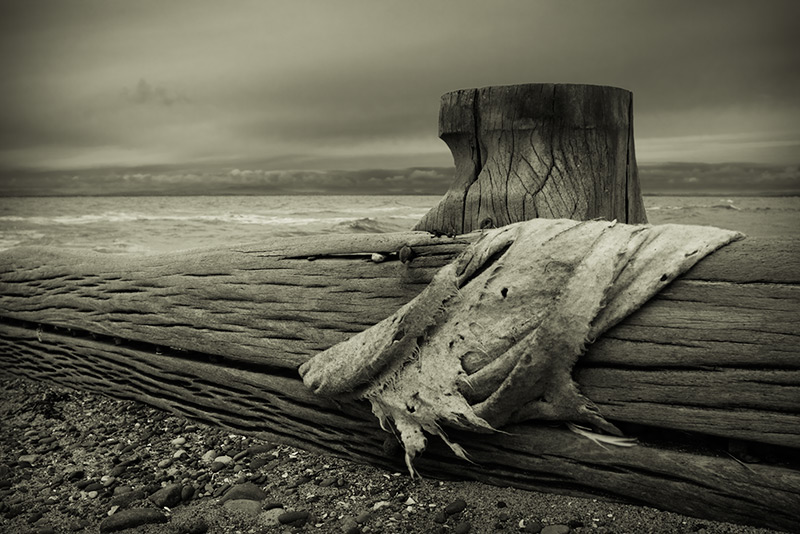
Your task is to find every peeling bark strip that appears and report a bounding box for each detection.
[1,233,799,530]
[414,84,648,235]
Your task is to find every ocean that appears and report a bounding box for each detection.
[0,195,797,255]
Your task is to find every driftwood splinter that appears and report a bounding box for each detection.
[300,218,742,475]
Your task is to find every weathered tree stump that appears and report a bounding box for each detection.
[415,84,647,234]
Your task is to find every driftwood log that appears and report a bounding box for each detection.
[1,83,799,531]
[415,84,648,235]
[0,233,798,530]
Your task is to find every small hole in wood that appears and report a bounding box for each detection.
[501,287,509,298]
[660,274,668,282]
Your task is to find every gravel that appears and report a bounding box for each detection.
[0,376,785,533]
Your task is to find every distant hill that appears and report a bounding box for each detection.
[1,163,797,197]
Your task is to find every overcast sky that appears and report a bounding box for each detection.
[0,0,798,193]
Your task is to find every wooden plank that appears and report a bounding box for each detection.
[1,323,798,532]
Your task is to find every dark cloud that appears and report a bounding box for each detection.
[123,79,190,106]
[0,1,797,176]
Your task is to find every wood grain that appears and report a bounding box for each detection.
[414,84,648,235]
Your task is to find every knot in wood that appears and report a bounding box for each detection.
[399,245,415,264]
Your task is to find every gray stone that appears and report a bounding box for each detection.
[223,499,262,516]
[220,482,267,503]
[149,483,183,508]
[445,498,467,515]
[18,454,39,465]
[110,488,146,508]
[99,508,168,532]
[278,509,309,526]
[259,507,285,526]
[181,484,195,502]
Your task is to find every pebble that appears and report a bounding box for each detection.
[98,507,168,532]
[18,454,39,464]
[171,437,186,447]
[278,509,309,526]
[157,458,173,469]
[149,483,183,508]
[212,483,231,498]
[66,469,85,481]
[210,461,226,473]
[454,521,471,534]
[213,455,233,465]
[173,449,187,459]
[200,450,217,464]
[219,482,267,503]
[108,464,128,477]
[372,500,391,511]
[248,443,277,455]
[110,488,146,508]
[223,499,262,516]
[85,482,104,492]
[541,525,570,534]
[181,484,195,502]
[250,457,268,470]
[319,476,338,487]
[445,498,467,515]
[260,507,286,526]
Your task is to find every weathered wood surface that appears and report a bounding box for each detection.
[414,84,648,235]
[1,233,799,530]
[0,233,798,447]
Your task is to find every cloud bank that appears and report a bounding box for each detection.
[0,1,797,176]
